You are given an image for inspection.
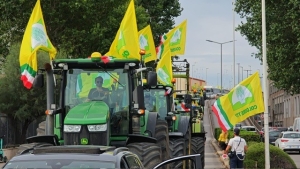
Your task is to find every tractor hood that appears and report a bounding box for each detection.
[64,101,109,125]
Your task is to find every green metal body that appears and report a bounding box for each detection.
[42,57,156,146]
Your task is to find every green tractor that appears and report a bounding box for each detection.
[143,84,206,168]
[18,54,170,168]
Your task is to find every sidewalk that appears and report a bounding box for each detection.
[210,139,230,169]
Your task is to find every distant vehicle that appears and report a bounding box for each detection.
[266,130,282,145]
[275,131,300,153]
[204,86,221,99]
[259,127,278,136]
[235,123,242,129]
[241,126,257,133]
[293,117,300,132]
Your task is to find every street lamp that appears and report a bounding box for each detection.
[206,68,209,85]
[206,40,235,91]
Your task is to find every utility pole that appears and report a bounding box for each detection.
[244,69,251,77]
[241,66,243,80]
[237,63,240,82]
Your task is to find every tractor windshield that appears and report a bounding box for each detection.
[64,68,129,114]
[144,89,168,119]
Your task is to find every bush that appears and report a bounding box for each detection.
[244,142,297,169]
[214,128,260,142]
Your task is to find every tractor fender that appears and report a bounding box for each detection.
[177,116,190,137]
[145,112,158,137]
[169,132,184,138]
[126,134,157,145]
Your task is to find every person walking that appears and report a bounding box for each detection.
[218,130,228,154]
[224,128,248,169]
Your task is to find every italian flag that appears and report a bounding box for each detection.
[19,0,57,89]
[212,99,233,132]
[156,35,167,60]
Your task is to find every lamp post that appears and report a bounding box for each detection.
[241,66,243,80]
[237,63,240,82]
[206,40,235,92]
[206,68,209,85]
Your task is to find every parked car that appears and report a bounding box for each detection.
[259,127,278,136]
[262,130,282,145]
[274,131,300,153]
[3,145,202,169]
[276,127,288,132]
[241,126,257,133]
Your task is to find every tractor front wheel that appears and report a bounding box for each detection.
[169,138,186,168]
[191,137,205,168]
[127,142,161,169]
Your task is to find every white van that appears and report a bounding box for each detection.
[293,117,300,132]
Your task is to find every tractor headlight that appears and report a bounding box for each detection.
[64,125,81,132]
[87,124,107,132]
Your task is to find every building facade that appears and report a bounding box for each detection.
[269,81,300,127]
[174,77,206,94]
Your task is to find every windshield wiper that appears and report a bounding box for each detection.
[96,63,124,87]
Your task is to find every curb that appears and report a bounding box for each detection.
[210,139,230,169]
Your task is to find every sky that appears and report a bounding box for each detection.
[174,0,263,89]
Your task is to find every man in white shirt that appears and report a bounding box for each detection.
[224,128,248,169]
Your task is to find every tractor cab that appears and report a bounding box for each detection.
[33,54,158,146]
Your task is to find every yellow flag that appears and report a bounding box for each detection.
[138,25,156,63]
[105,0,140,60]
[156,35,173,85]
[19,0,57,89]
[166,19,187,56]
[211,72,265,131]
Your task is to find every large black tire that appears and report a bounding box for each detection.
[191,137,205,168]
[169,138,186,168]
[154,119,171,161]
[36,121,46,136]
[17,142,53,155]
[127,142,161,169]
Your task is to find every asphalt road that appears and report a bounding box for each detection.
[288,152,300,168]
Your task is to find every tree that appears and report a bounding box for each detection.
[0,0,182,59]
[235,0,300,94]
[139,0,183,45]
[0,43,66,143]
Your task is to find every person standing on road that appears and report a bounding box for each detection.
[224,128,248,169]
[218,130,228,154]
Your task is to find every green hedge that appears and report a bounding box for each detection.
[214,128,297,168]
[214,128,260,142]
[244,142,297,169]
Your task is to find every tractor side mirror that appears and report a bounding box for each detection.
[33,74,44,88]
[133,85,145,110]
[147,71,157,86]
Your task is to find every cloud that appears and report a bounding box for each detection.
[174,0,262,89]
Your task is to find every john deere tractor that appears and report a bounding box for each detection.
[18,53,170,168]
[142,58,206,168]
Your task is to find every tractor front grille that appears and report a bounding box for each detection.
[64,125,107,145]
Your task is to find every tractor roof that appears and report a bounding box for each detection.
[52,58,140,69]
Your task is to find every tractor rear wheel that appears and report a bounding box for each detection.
[127,142,161,169]
[17,142,54,155]
[36,121,46,136]
[169,138,186,168]
[191,137,205,168]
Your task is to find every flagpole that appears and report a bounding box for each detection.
[232,0,236,86]
[262,0,270,168]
